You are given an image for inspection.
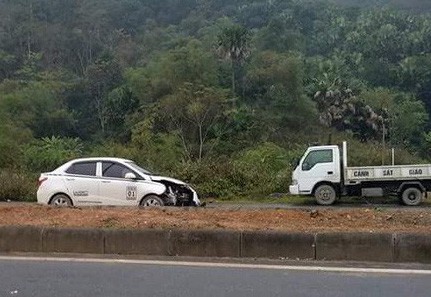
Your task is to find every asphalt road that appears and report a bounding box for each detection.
[1,257,431,297]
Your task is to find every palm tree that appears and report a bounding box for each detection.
[217,24,251,101]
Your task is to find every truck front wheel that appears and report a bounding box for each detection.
[314,184,337,206]
[400,187,423,206]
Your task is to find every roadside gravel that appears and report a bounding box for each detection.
[0,203,430,233]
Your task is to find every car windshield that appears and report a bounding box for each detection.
[126,162,152,175]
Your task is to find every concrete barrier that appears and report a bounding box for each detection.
[43,228,104,254]
[241,231,315,259]
[316,232,394,262]
[0,226,43,252]
[105,229,170,255]
[395,233,431,264]
[2,226,431,264]
[169,229,240,258]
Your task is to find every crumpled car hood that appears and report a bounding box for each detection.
[150,175,186,185]
[149,175,201,206]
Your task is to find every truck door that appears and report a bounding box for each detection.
[298,148,339,194]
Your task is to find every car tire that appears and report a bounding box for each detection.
[49,194,73,207]
[140,195,164,207]
[401,187,423,206]
[314,184,337,206]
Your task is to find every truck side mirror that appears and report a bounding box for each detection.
[302,162,310,171]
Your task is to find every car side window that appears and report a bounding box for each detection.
[102,162,134,179]
[302,150,333,171]
[65,162,97,176]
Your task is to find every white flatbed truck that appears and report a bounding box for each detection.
[289,142,429,206]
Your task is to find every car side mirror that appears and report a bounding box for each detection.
[302,162,310,171]
[125,172,137,179]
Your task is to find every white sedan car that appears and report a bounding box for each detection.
[37,157,201,207]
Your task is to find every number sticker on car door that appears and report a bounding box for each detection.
[126,186,137,200]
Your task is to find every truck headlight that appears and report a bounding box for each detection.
[292,179,298,185]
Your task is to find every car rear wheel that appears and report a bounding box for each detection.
[49,194,73,207]
[140,195,164,207]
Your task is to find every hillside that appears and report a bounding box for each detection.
[0,0,430,200]
[332,0,431,11]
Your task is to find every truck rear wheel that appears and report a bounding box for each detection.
[401,187,423,206]
[314,184,337,206]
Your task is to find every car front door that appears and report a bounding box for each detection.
[99,162,140,205]
[64,161,100,206]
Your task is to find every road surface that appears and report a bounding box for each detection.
[1,257,431,297]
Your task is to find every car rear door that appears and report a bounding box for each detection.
[64,161,100,205]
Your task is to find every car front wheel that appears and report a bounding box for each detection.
[140,195,164,207]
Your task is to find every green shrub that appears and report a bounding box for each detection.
[329,134,426,166]
[0,169,36,201]
[90,134,184,175]
[89,141,138,161]
[198,178,240,199]
[233,142,291,195]
[23,136,83,172]
[172,157,240,198]
[170,143,294,198]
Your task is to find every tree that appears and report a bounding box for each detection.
[126,38,218,105]
[360,88,429,149]
[0,112,31,168]
[86,56,123,135]
[396,54,431,114]
[246,51,317,136]
[104,86,139,139]
[313,87,386,142]
[255,16,305,53]
[159,83,228,161]
[0,51,17,81]
[391,96,428,148]
[0,76,76,138]
[217,24,251,100]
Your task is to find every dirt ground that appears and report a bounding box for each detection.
[0,204,430,233]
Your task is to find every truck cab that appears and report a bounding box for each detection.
[289,145,341,204]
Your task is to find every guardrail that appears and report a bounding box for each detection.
[0,226,430,263]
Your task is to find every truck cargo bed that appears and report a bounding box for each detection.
[346,164,431,182]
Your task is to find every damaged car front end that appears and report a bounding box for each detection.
[126,161,201,207]
[150,176,201,207]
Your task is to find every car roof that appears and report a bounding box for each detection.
[69,157,134,163]
[48,157,146,174]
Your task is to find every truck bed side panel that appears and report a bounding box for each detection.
[346,165,431,182]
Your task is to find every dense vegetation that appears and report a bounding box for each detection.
[1,0,431,200]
